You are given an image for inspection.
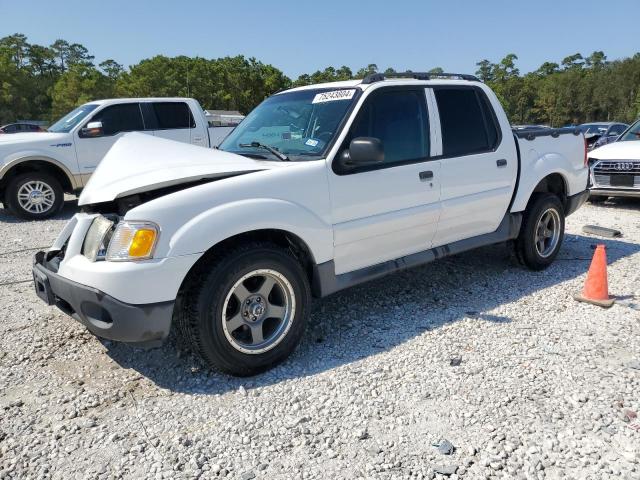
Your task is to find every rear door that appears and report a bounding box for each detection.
[144,101,196,145]
[431,86,517,246]
[327,87,442,275]
[74,103,145,178]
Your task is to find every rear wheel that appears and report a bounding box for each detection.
[515,193,565,271]
[176,242,311,376]
[5,172,63,220]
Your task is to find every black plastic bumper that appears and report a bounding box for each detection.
[32,251,174,347]
[565,189,589,216]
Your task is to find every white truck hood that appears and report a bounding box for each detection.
[78,133,288,205]
[590,141,640,160]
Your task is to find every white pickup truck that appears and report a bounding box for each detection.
[33,73,589,376]
[0,98,235,219]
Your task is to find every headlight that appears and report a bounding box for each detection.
[106,221,159,262]
[82,216,115,261]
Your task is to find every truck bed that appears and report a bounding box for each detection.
[509,127,588,213]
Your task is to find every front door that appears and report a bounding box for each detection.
[74,102,145,181]
[327,87,442,275]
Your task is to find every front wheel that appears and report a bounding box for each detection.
[176,242,311,376]
[5,172,63,220]
[515,193,565,271]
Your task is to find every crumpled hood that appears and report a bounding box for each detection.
[0,131,68,145]
[78,132,289,205]
[590,140,640,161]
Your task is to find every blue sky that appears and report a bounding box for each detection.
[1,0,637,78]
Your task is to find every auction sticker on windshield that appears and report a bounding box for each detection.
[312,89,356,104]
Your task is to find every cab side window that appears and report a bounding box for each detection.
[435,88,499,157]
[349,89,429,165]
[152,102,195,129]
[90,103,144,136]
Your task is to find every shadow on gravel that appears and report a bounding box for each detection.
[0,198,78,223]
[104,231,640,395]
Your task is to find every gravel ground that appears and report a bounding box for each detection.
[0,197,639,480]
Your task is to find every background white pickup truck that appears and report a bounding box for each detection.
[0,97,236,219]
[33,72,589,375]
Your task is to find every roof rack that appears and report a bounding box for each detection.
[361,71,480,84]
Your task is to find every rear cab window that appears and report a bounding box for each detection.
[146,102,195,130]
[434,87,500,157]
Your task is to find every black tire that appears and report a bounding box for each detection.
[4,172,64,220]
[515,193,565,271]
[588,194,607,204]
[175,242,311,376]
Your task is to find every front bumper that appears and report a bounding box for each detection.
[589,188,640,198]
[32,251,174,346]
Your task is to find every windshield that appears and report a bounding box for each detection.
[619,120,640,142]
[219,88,359,160]
[48,104,99,133]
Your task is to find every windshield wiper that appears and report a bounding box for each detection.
[239,142,290,161]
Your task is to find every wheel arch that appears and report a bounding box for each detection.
[528,173,568,211]
[0,157,78,194]
[176,228,321,302]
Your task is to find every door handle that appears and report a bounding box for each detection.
[419,170,433,181]
[496,159,507,168]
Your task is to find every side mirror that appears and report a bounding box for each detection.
[337,137,384,170]
[80,121,104,138]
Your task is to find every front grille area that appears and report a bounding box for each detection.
[593,175,640,188]
[593,161,640,173]
[592,160,640,189]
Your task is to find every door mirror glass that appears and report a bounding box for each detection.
[338,137,384,170]
[80,121,103,138]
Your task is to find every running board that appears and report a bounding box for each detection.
[313,213,522,297]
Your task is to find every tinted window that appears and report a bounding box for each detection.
[349,89,428,164]
[90,104,144,136]
[5,125,17,133]
[435,88,499,156]
[609,124,626,135]
[152,102,195,129]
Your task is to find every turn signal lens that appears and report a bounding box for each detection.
[129,229,157,257]
[106,222,159,261]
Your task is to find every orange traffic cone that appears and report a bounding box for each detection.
[574,244,615,308]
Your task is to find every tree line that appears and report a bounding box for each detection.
[1,33,639,127]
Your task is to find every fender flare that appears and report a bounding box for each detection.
[510,149,572,212]
[0,155,80,190]
[512,169,569,213]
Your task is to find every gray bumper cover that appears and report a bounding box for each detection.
[32,251,173,346]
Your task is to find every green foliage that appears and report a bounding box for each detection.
[50,65,116,117]
[478,52,640,125]
[1,33,639,128]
